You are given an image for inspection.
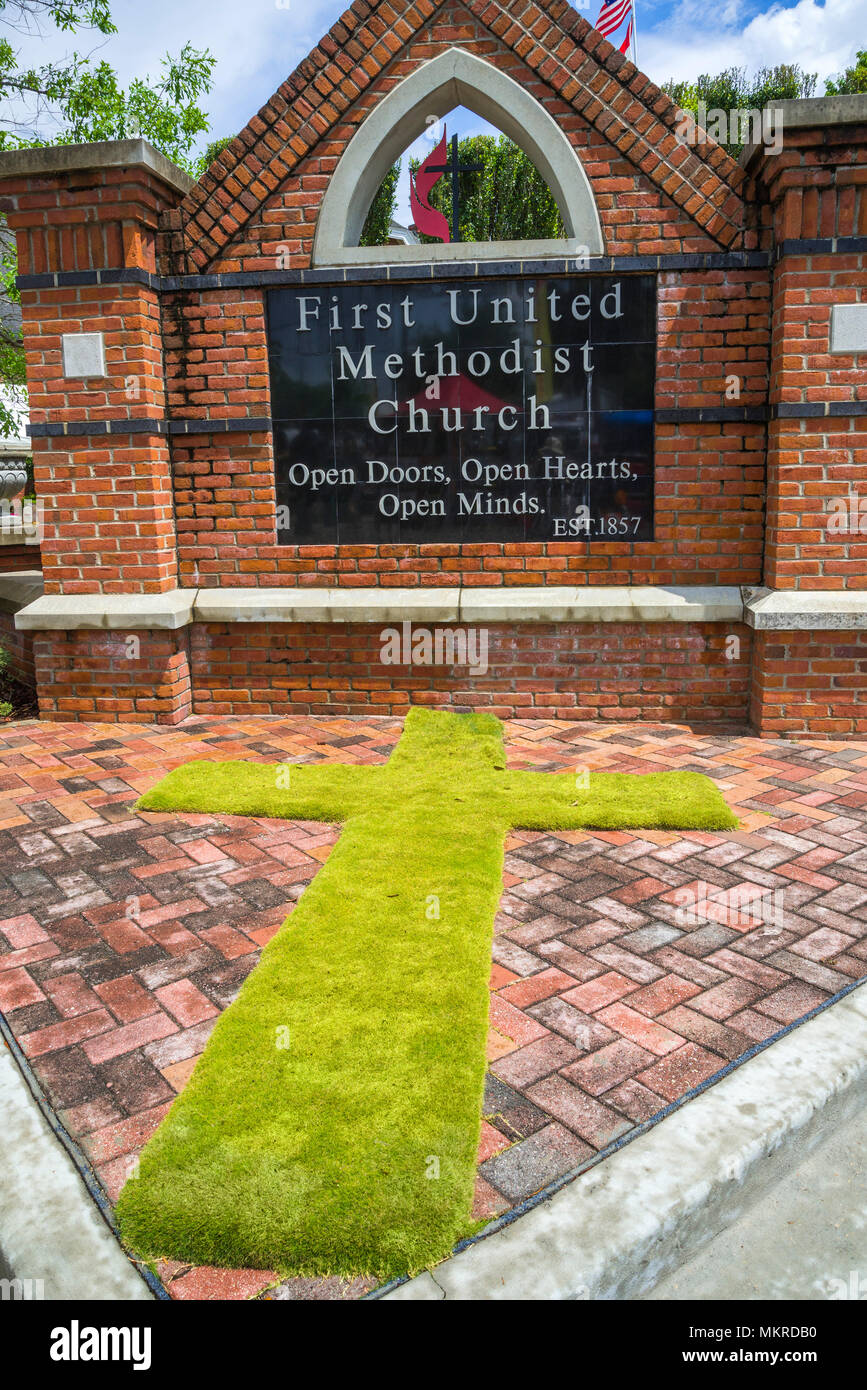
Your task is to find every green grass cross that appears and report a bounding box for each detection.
[117,708,736,1281]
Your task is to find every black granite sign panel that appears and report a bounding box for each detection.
[267,274,655,545]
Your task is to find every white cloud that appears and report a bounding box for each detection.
[640,0,862,87]
[6,0,862,155]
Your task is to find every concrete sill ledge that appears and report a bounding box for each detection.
[14,589,193,631]
[12,584,867,632]
[0,137,195,196]
[744,587,867,630]
[196,584,745,626]
[15,585,745,631]
[0,528,40,547]
[0,570,43,616]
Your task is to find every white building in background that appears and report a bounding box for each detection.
[388,219,419,245]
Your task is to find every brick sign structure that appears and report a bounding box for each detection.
[0,0,865,736]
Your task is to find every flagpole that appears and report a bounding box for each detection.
[630,0,638,66]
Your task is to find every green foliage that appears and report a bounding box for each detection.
[663,64,818,156]
[749,64,818,107]
[0,643,12,717]
[825,49,867,95]
[2,39,216,173]
[0,216,26,437]
[360,160,399,246]
[410,133,565,243]
[195,133,235,179]
[0,3,217,435]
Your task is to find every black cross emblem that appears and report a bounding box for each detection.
[427,133,484,243]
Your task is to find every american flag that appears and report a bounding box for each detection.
[595,0,634,54]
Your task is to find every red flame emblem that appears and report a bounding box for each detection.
[410,130,450,244]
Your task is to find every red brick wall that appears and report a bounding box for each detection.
[3,0,867,736]
[156,1,767,592]
[751,629,867,738]
[757,127,867,591]
[6,166,182,596]
[20,273,176,594]
[766,413,867,592]
[13,164,162,278]
[171,0,751,274]
[0,544,40,573]
[195,22,741,274]
[189,619,751,721]
[28,620,751,724]
[1,1,766,603]
[32,431,176,595]
[765,246,867,593]
[33,630,191,723]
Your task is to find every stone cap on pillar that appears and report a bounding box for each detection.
[0,138,196,279]
[740,92,867,168]
[739,92,867,243]
[0,137,195,195]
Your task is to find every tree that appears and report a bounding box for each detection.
[195,133,235,179]
[360,160,399,246]
[0,3,215,171]
[0,222,26,438]
[410,134,564,244]
[663,64,818,156]
[0,1,115,136]
[37,42,216,171]
[0,2,216,435]
[826,49,867,95]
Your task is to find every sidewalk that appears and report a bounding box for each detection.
[643,1096,867,1301]
[0,1040,152,1300]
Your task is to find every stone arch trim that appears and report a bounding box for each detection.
[313,47,604,263]
[167,0,748,273]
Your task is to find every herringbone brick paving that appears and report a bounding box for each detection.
[1,715,866,1300]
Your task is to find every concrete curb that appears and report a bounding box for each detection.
[381,980,867,1300]
[0,1029,156,1300]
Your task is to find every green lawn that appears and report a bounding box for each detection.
[116,708,736,1280]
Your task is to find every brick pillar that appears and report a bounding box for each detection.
[0,142,193,722]
[745,98,867,736]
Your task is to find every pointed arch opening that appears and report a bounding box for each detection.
[312,48,604,266]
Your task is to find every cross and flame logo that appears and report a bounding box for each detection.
[409,129,451,243]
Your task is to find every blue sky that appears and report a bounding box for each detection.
[12,0,864,223]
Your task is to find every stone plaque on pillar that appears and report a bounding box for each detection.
[61,332,106,379]
[830,304,867,354]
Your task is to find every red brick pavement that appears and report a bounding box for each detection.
[1,715,866,1299]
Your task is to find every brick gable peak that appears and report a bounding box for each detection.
[171,0,747,270]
